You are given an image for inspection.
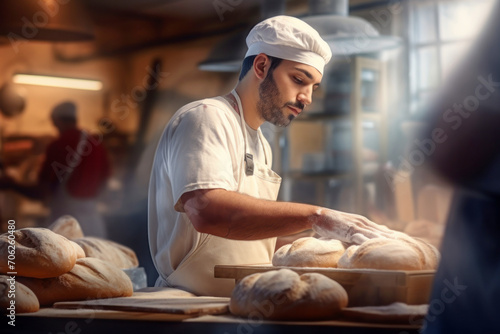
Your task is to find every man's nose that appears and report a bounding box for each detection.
[297,87,312,106]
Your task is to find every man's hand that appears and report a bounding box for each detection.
[312,209,396,244]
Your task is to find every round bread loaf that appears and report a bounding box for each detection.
[0,228,85,278]
[398,235,440,270]
[0,275,39,313]
[273,237,345,268]
[48,215,84,240]
[18,257,134,306]
[337,237,440,270]
[73,237,138,269]
[230,269,348,321]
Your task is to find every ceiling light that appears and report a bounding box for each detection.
[13,74,102,91]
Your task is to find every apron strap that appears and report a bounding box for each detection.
[230,90,271,182]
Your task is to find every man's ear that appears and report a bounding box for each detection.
[253,53,270,80]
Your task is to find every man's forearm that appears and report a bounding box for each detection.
[181,189,321,240]
[181,188,395,244]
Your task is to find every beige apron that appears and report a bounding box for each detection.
[159,90,281,297]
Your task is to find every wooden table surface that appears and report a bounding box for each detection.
[8,308,422,334]
[3,288,423,334]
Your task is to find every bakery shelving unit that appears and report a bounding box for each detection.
[276,56,388,216]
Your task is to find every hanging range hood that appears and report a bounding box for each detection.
[302,0,401,56]
[199,0,401,72]
[198,0,285,72]
[198,29,250,72]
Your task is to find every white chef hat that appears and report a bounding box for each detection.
[245,15,332,75]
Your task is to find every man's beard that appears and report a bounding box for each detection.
[257,71,304,127]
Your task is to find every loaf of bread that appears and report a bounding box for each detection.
[18,257,133,306]
[48,215,84,240]
[230,269,348,321]
[273,237,345,268]
[0,275,39,313]
[0,228,85,278]
[73,237,138,269]
[338,237,440,270]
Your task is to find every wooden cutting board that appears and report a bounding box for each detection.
[53,288,229,316]
[341,303,428,324]
[214,264,435,307]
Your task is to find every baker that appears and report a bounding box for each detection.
[148,15,393,297]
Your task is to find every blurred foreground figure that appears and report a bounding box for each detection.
[0,102,111,237]
[421,2,500,332]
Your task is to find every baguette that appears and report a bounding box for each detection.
[18,257,133,306]
[0,228,85,278]
[73,237,138,269]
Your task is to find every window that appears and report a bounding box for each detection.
[408,0,495,114]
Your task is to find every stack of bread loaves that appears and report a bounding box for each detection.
[229,234,440,320]
[272,234,440,271]
[0,216,136,313]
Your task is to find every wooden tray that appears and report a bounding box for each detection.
[214,264,435,307]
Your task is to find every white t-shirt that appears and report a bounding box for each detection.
[148,96,272,284]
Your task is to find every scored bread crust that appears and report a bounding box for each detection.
[18,257,133,306]
[73,237,139,269]
[48,215,84,240]
[338,237,440,270]
[0,275,39,313]
[230,269,348,321]
[272,237,346,268]
[0,228,85,278]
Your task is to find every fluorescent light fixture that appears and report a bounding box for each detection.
[12,74,103,91]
